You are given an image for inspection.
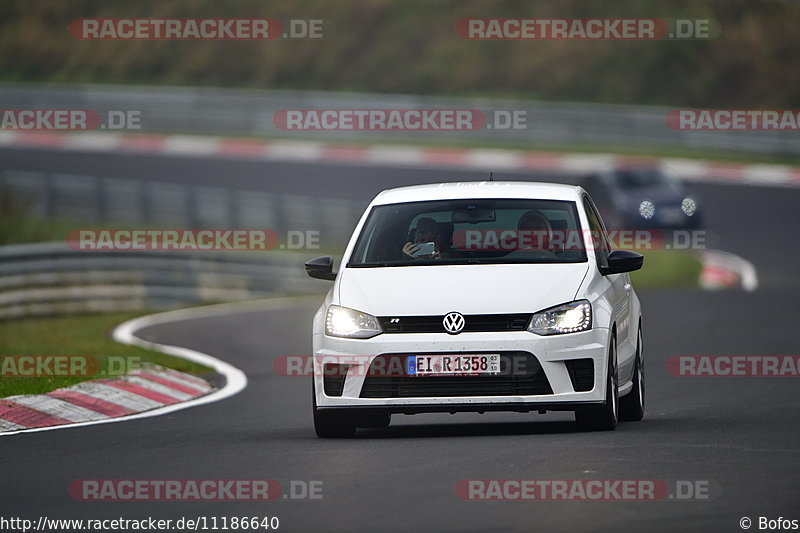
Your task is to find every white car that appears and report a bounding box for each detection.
[306,181,644,437]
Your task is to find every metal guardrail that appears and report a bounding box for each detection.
[0,170,366,244]
[0,169,358,319]
[0,242,334,319]
[0,82,797,156]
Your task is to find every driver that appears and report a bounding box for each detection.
[402,217,460,259]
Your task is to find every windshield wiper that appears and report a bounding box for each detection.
[349,262,392,267]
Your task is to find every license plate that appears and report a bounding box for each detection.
[659,208,684,224]
[406,354,500,376]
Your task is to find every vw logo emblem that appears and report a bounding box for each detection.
[443,312,465,334]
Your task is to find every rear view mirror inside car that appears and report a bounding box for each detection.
[452,209,496,223]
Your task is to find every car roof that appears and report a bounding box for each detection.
[371,181,584,205]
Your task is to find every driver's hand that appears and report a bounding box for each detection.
[402,242,420,258]
[403,242,419,259]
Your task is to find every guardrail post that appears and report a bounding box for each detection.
[272,193,286,236]
[43,172,56,220]
[139,179,152,225]
[187,185,200,227]
[227,188,240,229]
[94,176,107,223]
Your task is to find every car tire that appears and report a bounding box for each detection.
[312,381,356,438]
[575,332,619,431]
[620,326,644,422]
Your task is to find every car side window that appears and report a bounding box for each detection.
[582,196,611,269]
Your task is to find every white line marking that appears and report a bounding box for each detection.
[0,294,301,435]
[0,294,321,436]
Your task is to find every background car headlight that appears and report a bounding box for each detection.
[527,300,592,335]
[639,200,655,219]
[325,305,382,338]
[681,197,697,216]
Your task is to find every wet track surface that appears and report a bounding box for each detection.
[2,147,799,532]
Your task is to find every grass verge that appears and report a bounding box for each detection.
[0,312,213,397]
[630,250,703,289]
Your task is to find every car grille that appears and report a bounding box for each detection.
[360,352,552,398]
[377,313,532,333]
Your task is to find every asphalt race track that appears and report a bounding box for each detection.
[2,146,799,532]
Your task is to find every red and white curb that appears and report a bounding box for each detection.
[699,249,759,292]
[0,303,251,437]
[2,130,800,189]
[0,365,213,432]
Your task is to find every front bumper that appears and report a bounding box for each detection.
[313,328,611,411]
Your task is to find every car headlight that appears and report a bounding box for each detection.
[325,305,382,338]
[681,197,697,216]
[527,300,592,335]
[639,200,655,220]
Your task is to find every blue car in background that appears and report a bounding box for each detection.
[581,167,703,230]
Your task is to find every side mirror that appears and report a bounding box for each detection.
[305,256,337,281]
[600,250,644,275]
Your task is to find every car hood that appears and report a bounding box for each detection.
[337,263,589,316]
[618,185,687,209]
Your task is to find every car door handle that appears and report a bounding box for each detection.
[624,282,632,291]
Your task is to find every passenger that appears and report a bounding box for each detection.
[517,210,554,251]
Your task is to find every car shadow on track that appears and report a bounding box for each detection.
[357,420,586,439]
[262,416,664,441]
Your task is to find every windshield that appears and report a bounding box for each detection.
[612,169,677,190]
[348,198,587,267]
